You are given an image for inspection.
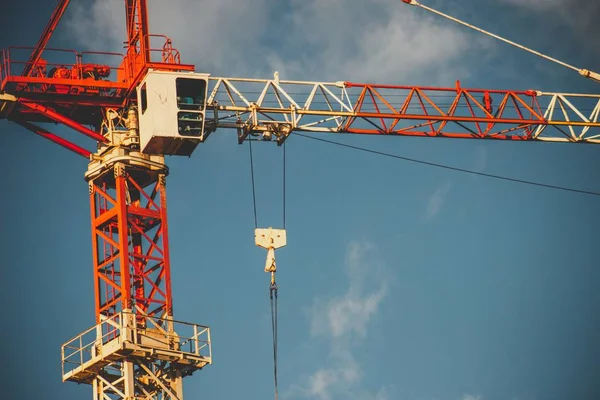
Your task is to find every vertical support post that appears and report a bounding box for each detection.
[158,174,174,317]
[207,328,212,359]
[95,323,103,357]
[138,0,150,63]
[123,361,135,398]
[89,182,102,324]
[172,370,184,399]
[123,0,151,84]
[125,0,150,58]
[194,325,199,356]
[115,165,133,312]
[92,379,99,400]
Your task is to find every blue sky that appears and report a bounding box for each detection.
[1,1,600,399]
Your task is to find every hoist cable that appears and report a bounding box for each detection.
[270,282,279,400]
[407,0,581,74]
[248,139,288,228]
[282,142,286,229]
[248,139,258,228]
[248,138,283,400]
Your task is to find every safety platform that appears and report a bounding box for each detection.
[61,311,211,385]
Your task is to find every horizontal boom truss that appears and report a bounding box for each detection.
[206,77,600,143]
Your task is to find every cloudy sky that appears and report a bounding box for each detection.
[1,1,599,400]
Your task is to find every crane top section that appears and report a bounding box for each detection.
[0,0,195,122]
[2,0,600,163]
[401,0,600,84]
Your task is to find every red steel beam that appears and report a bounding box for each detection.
[115,175,133,312]
[344,81,537,95]
[342,111,545,125]
[158,180,173,317]
[11,118,91,157]
[139,0,150,62]
[6,76,129,90]
[125,0,150,63]
[23,0,71,77]
[19,101,108,142]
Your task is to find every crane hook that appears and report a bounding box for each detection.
[255,227,287,285]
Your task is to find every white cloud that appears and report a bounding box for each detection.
[426,180,452,220]
[472,145,487,174]
[310,242,386,339]
[63,0,475,83]
[286,241,389,400]
[266,0,473,84]
[63,0,123,51]
[499,0,600,43]
[500,0,567,9]
[462,394,483,400]
[374,387,391,400]
[63,0,271,76]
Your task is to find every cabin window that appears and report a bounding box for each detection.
[140,82,148,114]
[176,78,206,111]
[177,112,203,137]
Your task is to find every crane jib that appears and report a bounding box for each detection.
[204,77,600,143]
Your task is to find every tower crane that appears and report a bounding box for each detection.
[0,0,599,399]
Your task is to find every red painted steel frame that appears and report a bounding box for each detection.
[120,0,195,95]
[90,169,173,323]
[342,82,545,139]
[19,101,108,142]
[125,0,150,63]
[0,0,193,152]
[11,118,90,157]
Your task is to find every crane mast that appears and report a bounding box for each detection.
[0,1,598,399]
[1,1,210,399]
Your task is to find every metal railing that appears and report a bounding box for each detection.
[0,37,187,93]
[61,313,123,376]
[61,311,211,377]
[146,34,182,65]
[0,46,126,88]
